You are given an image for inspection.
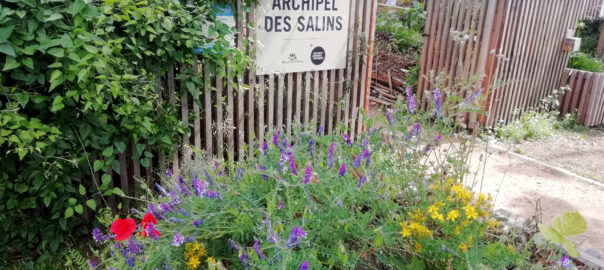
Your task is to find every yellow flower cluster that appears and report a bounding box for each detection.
[399,221,433,238]
[427,202,445,222]
[185,242,207,269]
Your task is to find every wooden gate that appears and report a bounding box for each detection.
[560,69,604,126]
[417,0,602,128]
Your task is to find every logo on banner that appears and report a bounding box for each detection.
[282,53,303,64]
[311,47,325,65]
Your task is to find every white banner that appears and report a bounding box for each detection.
[256,0,351,75]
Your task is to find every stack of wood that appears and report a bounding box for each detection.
[370,71,407,107]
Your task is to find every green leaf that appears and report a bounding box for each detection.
[562,239,579,257]
[86,199,96,211]
[50,70,62,82]
[0,43,15,57]
[112,188,125,196]
[538,223,564,244]
[3,56,20,71]
[64,207,74,218]
[70,0,87,15]
[552,211,587,237]
[83,44,98,54]
[47,48,64,58]
[77,68,88,83]
[79,184,86,195]
[0,26,14,41]
[79,124,91,140]
[68,198,77,205]
[102,147,113,157]
[50,96,64,112]
[140,158,150,168]
[74,204,83,214]
[22,57,33,69]
[60,34,73,48]
[45,14,64,22]
[43,197,52,207]
[93,160,104,172]
[101,174,111,187]
[115,142,126,153]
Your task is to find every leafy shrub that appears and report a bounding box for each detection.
[568,52,604,72]
[496,111,558,143]
[88,92,533,269]
[0,0,246,264]
[376,13,423,54]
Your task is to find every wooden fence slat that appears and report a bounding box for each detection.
[304,72,311,125]
[258,75,265,144]
[328,69,336,134]
[181,64,191,164]
[268,74,275,132]
[217,67,224,158]
[167,67,179,172]
[320,70,328,132]
[295,72,302,126]
[204,63,214,158]
[227,62,235,164]
[287,73,293,134]
[193,60,202,152]
[313,70,320,127]
[277,73,284,131]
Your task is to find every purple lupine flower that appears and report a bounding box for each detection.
[239,251,249,267]
[286,226,307,248]
[279,151,287,170]
[303,164,312,184]
[406,87,416,114]
[262,141,268,155]
[192,178,207,197]
[148,204,163,220]
[253,240,265,260]
[264,217,280,244]
[258,165,268,179]
[299,261,309,270]
[339,163,346,177]
[87,259,97,268]
[289,153,298,176]
[386,111,393,125]
[278,200,284,209]
[127,238,143,255]
[166,169,173,178]
[343,134,352,146]
[317,125,324,136]
[463,89,482,106]
[357,175,367,189]
[281,138,288,150]
[308,139,315,157]
[193,219,204,227]
[205,190,221,199]
[204,170,214,186]
[362,148,371,166]
[352,150,365,169]
[434,135,442,143]
[423,144,431,153]
[171,233,184,247]
[92,228,110,244]
[228,239,241,251]
[362,137,369,148]
[559,255,572,269]
[155,183,169,197]
[327,143,336,169]
[127,256,135,267]
[272,130,281,147]
[177,175,191,195]
[434,88,442,118]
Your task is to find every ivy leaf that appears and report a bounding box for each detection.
[102,147,113,157]
[74,204,83,214]
[68,197,77,205]
[78,184,86,195]
[43,197,52,207]
[22,57,34,69]
[60,34,73,48]
[64,207,74,218]
[50,96,64,112]
[0,26,14,41]
[47,48,64,58]
[3,56,20,71]
[140,158,150,168]
[79,124,91,140]
[0,43,15,57]
[101,174,111,187]
[112,188,125,196]
[86,199,96,211]
[44,14,64,22]
[115,141,126,154]
[93,160,104,172]
[70,0,87,15]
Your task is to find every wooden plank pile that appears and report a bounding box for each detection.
[370,71,406,106]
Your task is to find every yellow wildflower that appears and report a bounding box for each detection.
[487,218,500,228]
[399,222,412,237]
[206,257,217,264]
[415,242,422,253]
[187,257,201,269]
[409,222,432,238]
[454,225,461,235]
[459,243,468,252]
[427,204,444,222]
[452,184,473,203]
[409,208,426,223]
[446,210,460,221]
[463,204,478,220]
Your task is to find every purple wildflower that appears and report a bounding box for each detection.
[127,256,135,267]
[272,130,281,147]
[204,170,214,186]
[253,240,265,260]
[192,178,207,197]
[259,165,268,179]
[343,134,352,146]
[327,143,336,169]
[278,200,284,209]
[87,259,97,268]
[353,150,367,169]
[299,261,309,270]
[145,223,160,240]
[148,204,163,220]
[559,255,572,269]
[155,183,169,197]
[166,169,173,177]
[357,175,367,189]
[236,168,244,183]
[193,219,204,227]
[92,228,110,244]
[363,148,371,166]
[171,233,184,247]
[434,88,442,118]
[168,217,186,223]
[463,89,482,106]
[303,164,312,184]
[434,135,442,143]
[228,239,241,251]
[289,153,298,176]
[386,111,392,125]
[406,87,416,114]
[362,137,370,148]
[205,190,221,199]
[127,238,143,255]
[262,141,268,155]
[317,125,324,136]
[239,251,249,267]
[264,217,280,244]
[308,139,315,157]
[286,226,307,248]
[339,163,346,177]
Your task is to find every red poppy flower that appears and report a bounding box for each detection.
[140,213,161,237]
[110,218,137,241]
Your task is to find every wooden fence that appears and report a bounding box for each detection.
[418,0,602,128]
[93,0,378,211]
[560,69,604,126]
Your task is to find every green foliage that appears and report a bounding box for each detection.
[64,249,89,270]
[376,12,423,54]
[0,0,249,264]
[568,52,604,72]
[575,20,601,56]
[496,111,559,143]
[538,211,587,257]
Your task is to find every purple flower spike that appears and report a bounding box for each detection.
[559,255,572,269]
[286,226,307,248]
[253,240,265,260]
[339,163,346,177]
[327,143,336,169]
[463,89,482,106]
[166,169,173,178]
[406,87,416,114]
[289,153,298,176]
[272,130,281,148]
[357,175,367,189]
[434,135,442,143]
[171,233,184,247]
[343,134,352,146]
[308,139,315,157]
[434,88,442,118]
[145,223,160,240]
[386,111,392,125]
[299,261,309,270]
[262,141,268,155]
[239,251,249,267]
[362,137,369,148]
[193,219,204,227]
[303,164,312,184]
[317,125,324,136]
[88,259,97,269]
[92,228,109,244]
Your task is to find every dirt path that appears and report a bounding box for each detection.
[472,144,604,256]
